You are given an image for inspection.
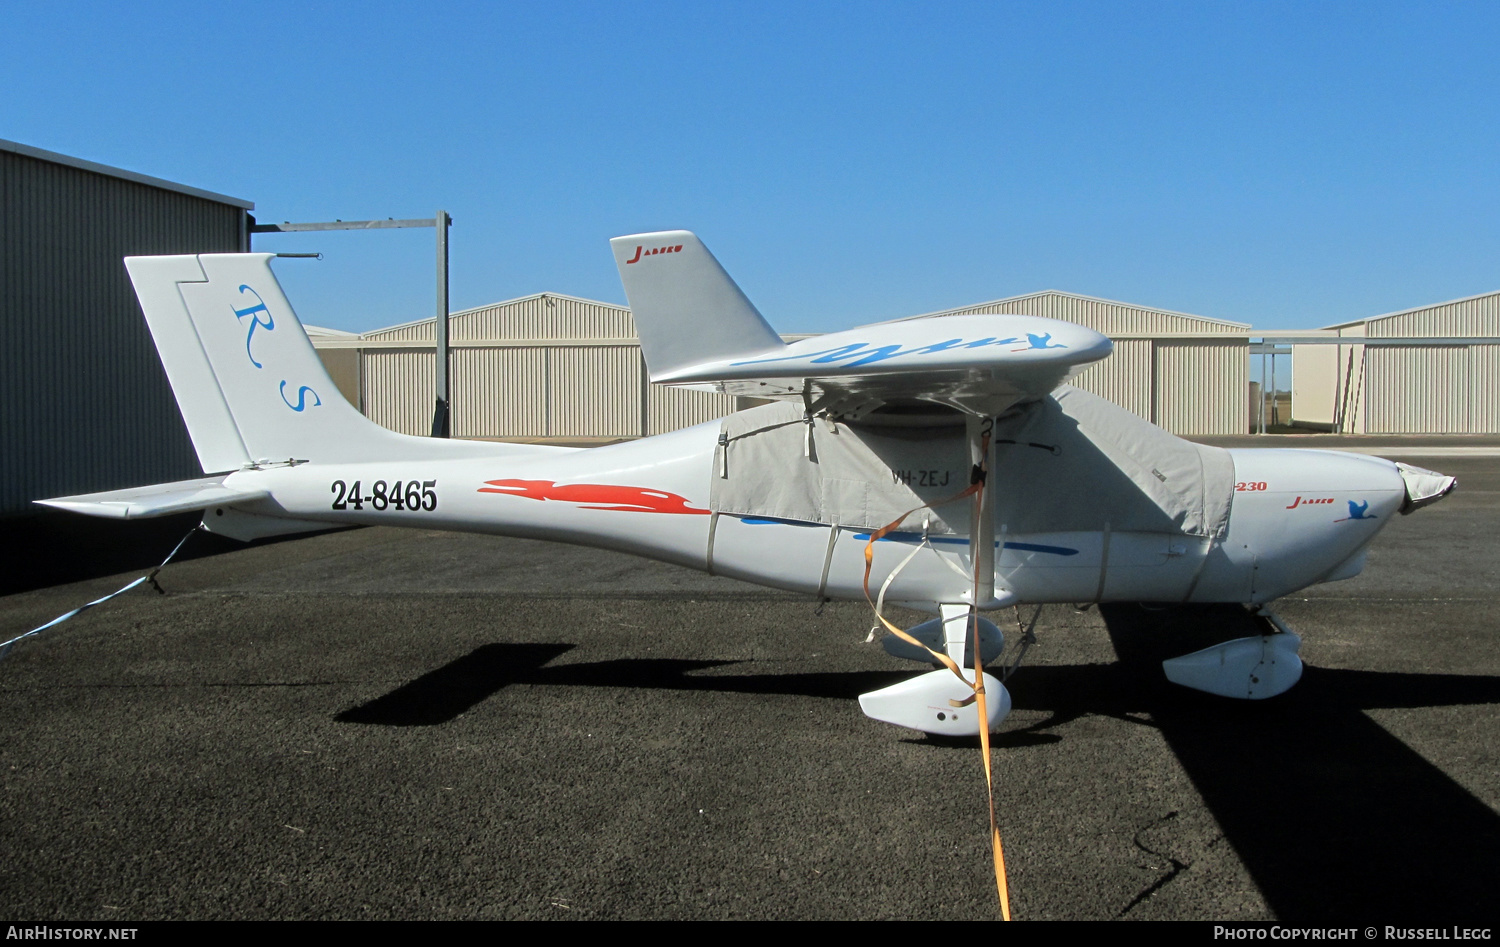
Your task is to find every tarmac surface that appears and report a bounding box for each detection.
[2,441,1497,921]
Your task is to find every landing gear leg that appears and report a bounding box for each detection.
[858,414,1014,736]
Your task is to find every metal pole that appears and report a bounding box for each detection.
[247,214,447,429]
[1270,353,1277,427]
[431,210,451,438]
[1259,353,1267,434]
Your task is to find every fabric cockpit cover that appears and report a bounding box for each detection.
[710,386,1234,539]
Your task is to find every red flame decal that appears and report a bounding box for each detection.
[478,479,710,515]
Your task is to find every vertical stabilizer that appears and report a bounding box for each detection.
[127,255,253,472]
[126,253,494,469]
[611,231,785,379]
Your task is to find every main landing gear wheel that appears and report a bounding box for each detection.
[1161,606,1304,699]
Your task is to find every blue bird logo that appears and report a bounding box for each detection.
[1023,332,1067,351]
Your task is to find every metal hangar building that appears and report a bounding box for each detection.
[1,138,253,518]
[315,292,742,440]
[1292,291,1500,434]
[321,288,1253,440]
[901,290,1249,436]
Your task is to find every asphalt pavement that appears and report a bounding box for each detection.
[1,446,1496,921]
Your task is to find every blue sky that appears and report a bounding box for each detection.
[5,1,1500,335]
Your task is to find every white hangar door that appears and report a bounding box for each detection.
[1365,345,1471,434]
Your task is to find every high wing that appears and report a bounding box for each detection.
[611,230,1113,418]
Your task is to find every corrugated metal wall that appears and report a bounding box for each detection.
[1473,345,1500,433]
[649,385,737,435]
[548,346,642,436]
[362,293,638,343]
[1345,291,1500,434]
[1154,340,1250,435]
[1367,293,1500,338]
[362,350,434,436]
[314,348,361,409]
[1366,347,1469,434]
[1,147,248,514]
[1070,338,1152,418]
[454,347,549,437]
[351,294,740,438]
[360,321,433,343]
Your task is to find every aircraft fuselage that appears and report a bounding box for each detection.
[217,421,1407,612]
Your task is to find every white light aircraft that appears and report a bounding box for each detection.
[40,231,1457,737]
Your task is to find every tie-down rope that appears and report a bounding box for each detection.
[0,525,201,661]
[859,429,1012,920]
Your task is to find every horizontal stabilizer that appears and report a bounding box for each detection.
[36,477,269,520]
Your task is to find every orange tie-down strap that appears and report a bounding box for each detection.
[859,435,1011,920]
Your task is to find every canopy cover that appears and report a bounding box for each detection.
[710,386,1235,539]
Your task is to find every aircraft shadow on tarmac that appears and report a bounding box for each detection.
[335,641,909,727]
[338,604,1500,923]
[1092,603,1500,924]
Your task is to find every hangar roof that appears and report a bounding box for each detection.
[1,137,254,210]
[360,292,632,342]
[895,289,1249,333]
[1323,288,1500,337]
[358,288,1251,345]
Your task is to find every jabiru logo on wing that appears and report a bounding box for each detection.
[624,244,684,264]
